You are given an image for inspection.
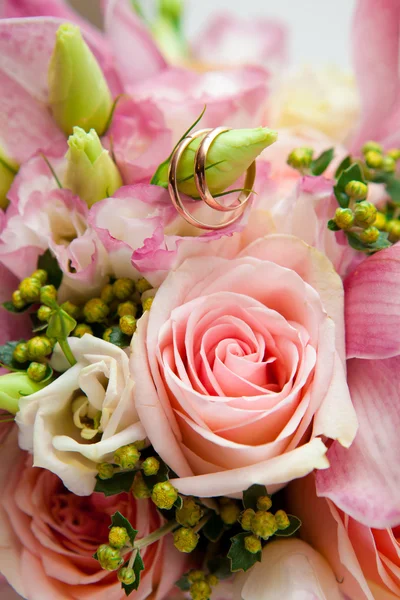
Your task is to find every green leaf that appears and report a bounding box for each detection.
[327,219,340,232]
[0,340,27,370]
[123,551,145,596]
[109,326,132,349]
[110,511,138,546]
[2,301,31,314]
[275,515,302,537]
[346,231,392,254]
[142,458,169,489]
[335,155,352,178]
[310,148,334,176]
[203,512,225,542]
[175,573,191,592]
[37,249,63,289]
[46,308,76,341]
[334,163,364,208]
[242,484,268,510]
[386,176,400,204]
[228,532,262,572]
[94,471,136,496]
[207,556,233,580]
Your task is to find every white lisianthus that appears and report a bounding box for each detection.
[16,335,145,496]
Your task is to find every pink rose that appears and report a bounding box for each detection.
[0,429,185,600]
[132,234,357,498]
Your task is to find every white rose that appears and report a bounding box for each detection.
[16,335,145,495]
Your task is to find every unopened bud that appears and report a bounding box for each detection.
[244,534,262,554]
[31,269,48,285]
[142,456,160,477]
[134,439,147,450]
[334,207,354,230]
[96,462,114,480]
[362,141,383,155]
[382,156,396,173]
[37,305,52,322]
[142,297,154,312]
[287,147,313,170]
[365,150,383,169]
[113,278,135,301]
[118,567,136,585]
[83,298,109,323]
[19,277,41,303]
[354,201,377,226]
[132,471,151,499]
[205,574,219,587]
[257,495,272,511]
[135,278,152,294]
[100,283,115,304]
[240,508,255,531]
[275,509,291,530]
[119,315,137,336]
[219,500,241,525]
[109,526,129,549]
[0,372,48,415]
[114,444,141,470]
[387,148,400,161]
[13,342,28,364]
[11,290,26,310]
[374,211,387,230]
[40,285,58,307]
[27,336,53,361]
[96,544,123,571]
[103,327,113,342]
[73,323,93,338]
[190,580,212,600]
[251,510,278,540]
[151,481,178,510]
[188,571,205,583]
[386,219,400,242]
[344,180,368,200]
[27,362,47,382]
[359,226,380,244]
[60,301,81,320]
[173,527,199,553]
[176,497,203,527]
[117,301,137,318]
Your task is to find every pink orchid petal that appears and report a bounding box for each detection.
[316,357,400,528]
[345,242,400,360]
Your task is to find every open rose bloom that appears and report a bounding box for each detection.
[0,0,400,599]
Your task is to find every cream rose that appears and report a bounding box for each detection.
[16,335,145,496]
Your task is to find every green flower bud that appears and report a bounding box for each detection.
[387,148,400,161]
[30,269,48,285]
[60,301,81,320]
[118,567,136,585]
[83,298,109,323]
[275,509,291,530]
[0,372,47,414]
[108,526,129,549]
[244,534,262,554]
[334,207,354,230]
[359,226,380,244]
[365,150,383,169]
[37,305,52,322]
[117,301,137,318]
[152,127,277,198]
[257,495,272,511]
[113,278,135,301]
[287,147,313,170]
[132,471,151,499]
[113,444,141,470]
[48,24,112,136]
[386,219,400,242]
[344,180,368,200]
[173,527,199,553]
[64,127,122,208]
[11,290,26,310]
[374,211,387,230]
[27,336,53,361]
[205,574,219,587]
[40,285,58,307]
[0,146,18,210]
[362,141,383,155]
[188,571,205,583]
[119,315,137,336]
[135,278,152,294]
[103,327,113,342]
[240,508,255,531]
[27,362,47,382]
[134,439,148,450]
[151,481,178,510]
[142,456,160,477]
[251,510,278,540]
[19,277,41,303]
[96,462,114,480]
[190,580,212,600]
[96,544,123,571]
[354,201,377,227]
[382,155,396,173]
[142,297,154,312]
[219,500,241,525]
[176,497,203,527]
[73,323,93,338]
[100,283,115,304]
[13,342,28,364]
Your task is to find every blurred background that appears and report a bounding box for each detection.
[68,0,355,67]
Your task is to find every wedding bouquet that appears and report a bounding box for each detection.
[0,0,399,598]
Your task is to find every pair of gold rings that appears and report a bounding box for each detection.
[168,127,256,230]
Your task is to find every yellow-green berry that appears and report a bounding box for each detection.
[151,481,178,510]
[27,336,53,361]
[100,283,114,304]
[60,301,81,320]
[30,269,48,285]
[113,444,141,470]
[362,141,383,155]
[386,219,400,242]
[244,534,262,554]
[113,278,135,301]
[257,495,272,511]
[109,526,129,549]
[131,471,151,499]
[387,148,400,161]
[190,580,212,600]
[359,226,380,244]
[251,510,278,540]
[354,201,377,226]
[118,567,136,585]
[176,497,204,527]
[275,509,291,530]
[240,508,255,531]
[188,571,205,583]
[219,500,241,525]
[119,315,137,336]
[40,284,57,307]
[96,462,114,480]
[27,361,47,382]
[103,327,113,342]
[365,150,384,169]
[142,297,154,312]
[205,574,219,587]
[19,277,41,303]
[134,439,147,450]
[96,544,123,571]
[135,278,152,294]
[374,211,387,230]
[334,207,354,230]
[173,527,199,553]
[382,155,396,173]
[73,323,93,338]
[13,342,28,364]
[83,298,109,323]
[37,305,52,322]
[117,301,137,318]
[11,290,26,310]
[287,147,313,169]
[344,180,368,200]
[142,456,160,477]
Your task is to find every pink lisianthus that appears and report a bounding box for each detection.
[0,429,186,600]
[131,234,357,499]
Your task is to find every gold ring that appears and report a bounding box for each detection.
[167,128,256,231]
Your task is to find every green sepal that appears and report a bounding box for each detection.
[346,231,392,254]
[310,148,334,176]
[242,484,268,510]
[2,301,31,314]
[327,219,340,231]
[94,471,136,496]
[335,155,352,178]
[334,163,365,208]
[274,515,302,537]
[0,340,27,371]
[109,326,132,349]
[203,512,225,542]
[47,308,77,341]
[110,512,138,546]
[228,532,262,572]
[37,249,63,289]
[122,551,145,596]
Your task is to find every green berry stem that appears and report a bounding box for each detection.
[133,520,179,551]
[58,337,77,367]
[127,548,137,570]
[192,513,211,534]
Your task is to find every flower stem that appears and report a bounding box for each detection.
[193,513,211,534]
[127,549,137,569]
[58,338,77,367]
[134,520,179,551]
